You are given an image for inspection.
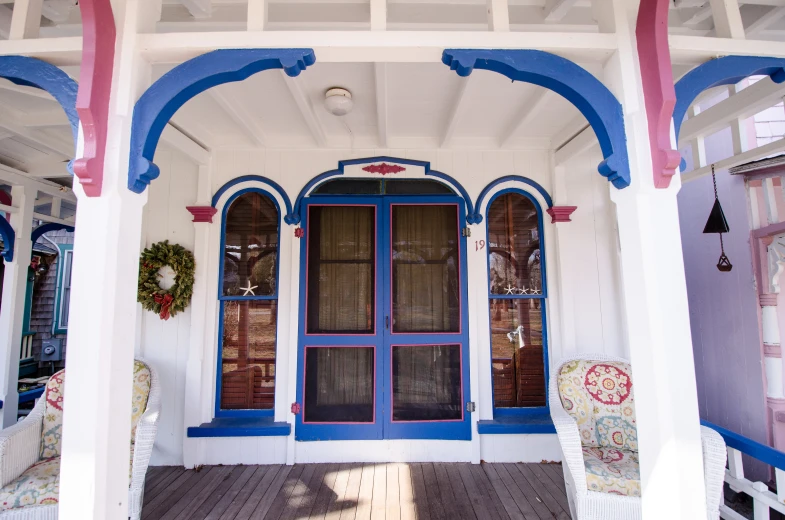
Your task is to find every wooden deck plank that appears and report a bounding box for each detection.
[492,464,539,520]
[370,463,387,519]
[443,464,477,520]
[515,464,570,520]
[146,466,176,491]
[167,465,235,520]
[339,463,363,520]
[193,466,254,519]
[144,467,189,506]
[386,463,401,520]
[468,464,509,520]
[432,463,463,520]
[529,464,570,513]
[278,464,318,520]
[397,464,416,520]
[408,463,431,520]
[540,464,567,495]
[140,463,572,520]
[325,463,353,520]
[310,463,341,519]
[212,466,270,520]
[500,464,553,520]
[354,464,375,520]
[144,467,215,520]
[482,464,526,520]
[249,464,299,520]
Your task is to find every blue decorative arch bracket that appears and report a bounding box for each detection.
[211,175,295,223]
[442,50,630,190]
[289,156,475,225]
[0,217,15,262]
[674,56,785,145]
[31,222,75,245]
[471,175,553,224]
[0,56,79,172]
[128,48,316,194]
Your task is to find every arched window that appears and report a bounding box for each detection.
[217,190,280,415]
[486,191,547,411]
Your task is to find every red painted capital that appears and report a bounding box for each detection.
[546,206,577,223]
[187,206,218,223]
[636,0,681,189]
[74,0,116,197]
[761,293,779,307]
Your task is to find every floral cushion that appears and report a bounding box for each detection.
[557,360,637,450]
[39,371,65,459]
[0,457,60,511]
[582,447,641,497]
[39,361,152,460]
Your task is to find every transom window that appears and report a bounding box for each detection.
[487,192,547,410]
[217,191,280,414]
[311,178,454,196]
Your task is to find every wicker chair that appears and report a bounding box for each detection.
[549,353,727,520]
[0,359,160,520]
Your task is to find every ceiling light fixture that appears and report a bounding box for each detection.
[324,87,354,116]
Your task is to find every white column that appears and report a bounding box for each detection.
[603,0,707,517]
[760,294,784,398]
[182,163,214,469]
[0,184,35,426]
[58,1,154,519]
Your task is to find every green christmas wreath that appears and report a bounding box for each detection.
[138,240,195,320]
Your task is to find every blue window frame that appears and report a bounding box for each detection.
[53,244,73,334]
[215,188,281,418]
[485,189,549,418]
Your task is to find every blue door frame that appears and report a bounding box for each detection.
[295,194,472,441]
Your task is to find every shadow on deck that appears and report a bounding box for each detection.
[141,462,571,520]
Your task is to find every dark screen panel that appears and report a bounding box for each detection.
[304,346,375,423]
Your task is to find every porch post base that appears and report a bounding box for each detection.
[768,397,785,451]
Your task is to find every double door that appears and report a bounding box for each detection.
[295,195,471,441]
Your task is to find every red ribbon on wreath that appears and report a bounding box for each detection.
[154,293,174,321]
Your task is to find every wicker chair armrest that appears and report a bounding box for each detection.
[700,425,727,520]
[0,397,46,488]
[549,370,587,495]
[130,403,160,493]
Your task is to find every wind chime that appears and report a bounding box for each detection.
[703,164,732,272]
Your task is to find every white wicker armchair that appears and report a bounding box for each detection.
[549,353,727,520]
[0,358,160,520]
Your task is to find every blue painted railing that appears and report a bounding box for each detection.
[702,419,785,471]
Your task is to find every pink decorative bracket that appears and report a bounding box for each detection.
[187,206,218,223]
[362,163,405,175]
[73,0,116,197]
[546,206,577,223]
[636,0,682,189]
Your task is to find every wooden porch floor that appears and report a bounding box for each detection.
[141,463,572,520]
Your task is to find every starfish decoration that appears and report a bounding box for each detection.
[240,281,258,296]
[518,287,529,295]
[531,288,542,295]
[504,284,516,295]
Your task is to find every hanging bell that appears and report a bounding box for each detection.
[717,249,733,272]
[702,198,730,234]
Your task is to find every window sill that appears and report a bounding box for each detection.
[187,417,291,438]
[477,412,556,434]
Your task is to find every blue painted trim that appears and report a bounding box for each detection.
[128,49,316,193]
[0,56,79,168]
[18,386,45,404]
[472,175,553,224]
[477,413,556,434]
[187,417,291,437]
[674,56,785,144]
[0,217,15,262]
[31,223,74,245]
[442,50,630,190]
[290,156,475,225]
[702,419,785,471]
[211,175,295,224]
[485,189,550,417]
[215,187,282,418]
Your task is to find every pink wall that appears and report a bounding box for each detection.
[678,129,769,480]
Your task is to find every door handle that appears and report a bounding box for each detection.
[385,315,390,330]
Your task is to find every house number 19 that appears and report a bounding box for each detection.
[475,240,485,251]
